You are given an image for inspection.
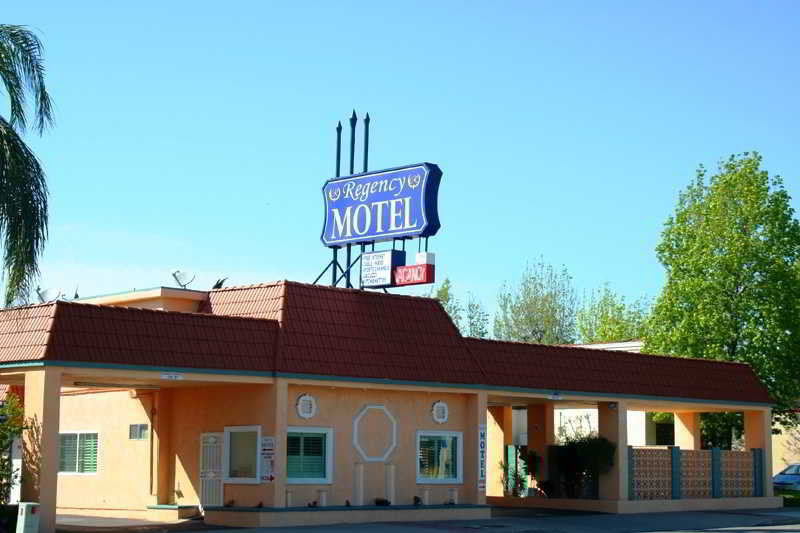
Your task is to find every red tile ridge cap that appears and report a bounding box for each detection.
[211,279,442,304]
[208,280,287,293]
[49,300,280,326]
[466,337,754,368]
[0,301,58,312]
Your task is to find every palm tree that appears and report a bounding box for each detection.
[0,25,53,306]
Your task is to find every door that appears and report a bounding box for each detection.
[200,432,223,509]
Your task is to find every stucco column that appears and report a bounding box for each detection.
[674,412,701,450]
[152,390,173,504]
[464,391,488,504]
[597,401,628,501]
[526,402,555,484]
[271,379,288,507]
[22,368,62,533]
[744,409,773,497]
[486,406,511,497]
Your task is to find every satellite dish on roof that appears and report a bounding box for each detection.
[171,270,196,289]
[36,287,63,303]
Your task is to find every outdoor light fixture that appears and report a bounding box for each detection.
[609,402,618,410]
[548,391,562,401]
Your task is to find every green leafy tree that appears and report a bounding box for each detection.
[576,284,650,343]
[644,153,800,432]
[464,294,489,339]
[0,392,25,503]
[0,25,54,305]
[431,278,490,338]
[494,259,578,344]
[432,278,463,329]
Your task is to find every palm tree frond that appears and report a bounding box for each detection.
[0,117,48,306]
[0,25,54,135]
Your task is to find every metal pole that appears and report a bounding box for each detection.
[332,248,338,286]
[335,121,342,178]
[363,113,370,173]
[349,110,357,175]
[346,244,352,288]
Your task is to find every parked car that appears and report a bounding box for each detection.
[774,464,800,492]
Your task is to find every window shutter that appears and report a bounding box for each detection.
[301,434,325,478]
[287,434,302,478]
[287,432,326,479]
[78,433,98,473]
[59,434,78,473]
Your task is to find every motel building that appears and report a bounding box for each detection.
[0,280,783,531]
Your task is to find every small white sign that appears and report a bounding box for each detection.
[160,373,184,381]
[361,251,395,288]
[261,436,276,482]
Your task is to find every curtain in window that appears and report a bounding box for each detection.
[287,433,326,479]
[419,435,457,480]
[229,431,258,478]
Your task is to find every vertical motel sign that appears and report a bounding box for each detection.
[321,163,441,288]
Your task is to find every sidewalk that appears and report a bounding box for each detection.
[199,508,800,533]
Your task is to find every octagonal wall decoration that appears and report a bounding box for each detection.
[352,404,397,462]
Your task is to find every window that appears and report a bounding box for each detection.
[287,426,333,484]
[416,430,462,484]
[59,432,98,474]
[223,426,260,484]
[129,424,149,440]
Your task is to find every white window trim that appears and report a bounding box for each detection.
[223,425,261,485]
[416,430,463,485]
[286,426,334,485]
[58,430,100,476]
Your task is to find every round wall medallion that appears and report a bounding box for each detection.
[296,394,317,419]
[431,401,449,424]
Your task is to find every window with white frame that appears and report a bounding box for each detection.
[416,430,462,484]
[129,424,148,440]
[59,432,98,474]
[223,425,260,484]
[287,426,333,484]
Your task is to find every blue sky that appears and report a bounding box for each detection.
[5,1,799,319]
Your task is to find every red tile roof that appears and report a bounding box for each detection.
[0,280,773,405]
[468,338,772,404]
[0,301,279,372]
[204,281,487,385]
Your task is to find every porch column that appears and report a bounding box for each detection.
[464,391,488,504]
[598,401,628,501]
[486,406,512,496]
[674,412,701,450]
[744,409,773,497]
[153,390,173,504]
[527,402,555,483]
[271,379,289,507]
[22,368,62,533]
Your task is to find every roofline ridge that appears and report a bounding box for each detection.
[282,280,438,302]
[464,337,753,367]
[209,280,287,293]
[52,300,281,325]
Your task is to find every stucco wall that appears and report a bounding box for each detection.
[285,384,471,507]
[57,389,154,511]
[169,384,277,507]
[773,428,800,474]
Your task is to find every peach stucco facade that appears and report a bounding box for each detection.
[51,379,488,520]
[0,284,782,531]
